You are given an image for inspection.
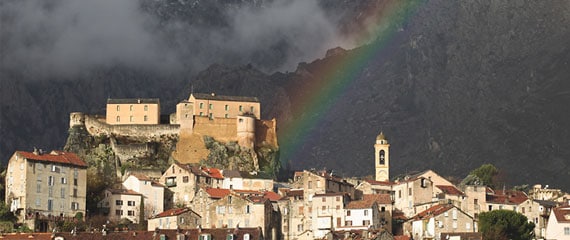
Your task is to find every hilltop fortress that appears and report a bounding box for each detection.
[69,93,278,170]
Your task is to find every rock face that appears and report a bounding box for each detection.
[1,0,570,190]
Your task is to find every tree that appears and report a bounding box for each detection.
[463,163,499,188]
[479,210,535,240]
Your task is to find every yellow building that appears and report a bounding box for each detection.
[188,93,260,119]
[5,150,88,232]
[106,98,160,125]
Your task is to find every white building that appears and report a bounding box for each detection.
[545,206,570,240]
[122,174,165,218]
[98,189,143,224]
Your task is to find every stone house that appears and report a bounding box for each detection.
[106,98,160,125]
[391,176,434,218]
[277,189,311,240]
[434,185,465,209]
[485,189,528,212]
[188,93,261,120]
[122,174,165,218]
[191,187,276,239]
[5,150,88,232]
[147,207,201,231]
[461,185,486,219]
[407,170,455,197]
[291,170,356,201]
[340,194,393,232]
[408,204,475,240]
[160,163,223,207]
[355,180,394,195]
[98,189,143,224]
[545,206,570,240]
[311,193,349,239]
[518,199,559,239]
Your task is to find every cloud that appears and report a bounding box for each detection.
[0,0,344,79]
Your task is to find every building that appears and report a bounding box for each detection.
[392,176,434,218]
[485,189,528,212]
[98,188,143,224]
[545,206,570,240]
[408,204,475,240]
[160,163,223,207]
[222,170,274,191]
[106,98,160,125]
[311,193,349,239]
[461,185,486,219]
[147,208,201,230]
[340,194,393,232]
[188,93,261,120]
[277,189,309,240]
[374,132,390,182]
[5,150,88,232]
[518,199,559,239]
[121,174,165,218]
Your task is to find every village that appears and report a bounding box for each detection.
[3,93,570,240]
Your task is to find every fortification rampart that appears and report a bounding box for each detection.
[192,116,238,142]
[110,138,155,162]
[256,118,278,148]
[84,114,179,140]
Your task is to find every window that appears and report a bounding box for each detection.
[115,210,123,216]
[345,221,352,226]
[130,116,134,122]
[452,220,457,229]
[322,206,326,211]
[474,198,478,205]
[466,223,471,230]
[209,104,213,109]
[246,205,251,214]
[200,112,203,116]
[228,206,233,214]
[489,205,493,211]
[363,220,370,226]
[398,190,401,198]
[336,196,340,202]
[565,227,570,235]
[322,197,326,202]
[116,116,120,122]
[183,176,189,183]
[61,177,67,184]
[379,150,385,165]
[128,210,135,216]
[239,106,243,111]
[130,105,133,111]
[217,206,226,214]
[47,199,53,211]
[48,176,54,186]
[144,115,148,121]
[408,187,412,196]
[297,224,303,232]
[250,106,254,112]
[209,113,213,119]
[144,105,148,111]
[347,210,351,216]
[381,206,386,212]
[317,180,321,188]
[308,181,312,189]
[73,178,77,186]
[364,210,369,216]
[116,105,120,111]
[452,209,458,219]
[71,202,79,210]
[200,103,204,109]
[128,201,135,206]
[61,188,65,198]
[116,200,123,206]
[225,105,229,111]
[37,182,41,193]
[73,188,77,197]
[225,114,228,118]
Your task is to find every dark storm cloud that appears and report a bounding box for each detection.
[0,0,348,79]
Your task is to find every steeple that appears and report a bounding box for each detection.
[375,131,390,181]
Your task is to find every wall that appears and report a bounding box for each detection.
[84,115,179,140]
[110,138,154,162]
[106,102,160,125]
[255,119,278,147]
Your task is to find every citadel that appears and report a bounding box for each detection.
[3,93,570,240]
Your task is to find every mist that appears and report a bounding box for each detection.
[0,0,347,80]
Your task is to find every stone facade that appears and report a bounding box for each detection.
[98,189,143,224]
[159,163,223,207]
[188,93,261,120]
[147,208,201,231]
[5,150,88,232]
[409,204,475,240]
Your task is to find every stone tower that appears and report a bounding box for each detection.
[237,115,256,148]
[176,101,194,133]
[69,112,85,128]
[375,132,390,181]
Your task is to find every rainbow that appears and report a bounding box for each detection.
[278,0,424,169]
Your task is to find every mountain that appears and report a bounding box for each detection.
[1,0,569,190]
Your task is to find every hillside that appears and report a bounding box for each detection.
[1,0,569,190]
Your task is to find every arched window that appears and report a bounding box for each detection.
[379,150,385,165]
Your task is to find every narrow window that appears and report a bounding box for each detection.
[116,105,120,111]
[116,116,120,122]
[379,150,385,165]
[250,106,254,112]
[225,105,229,111]
[144,105,148,111]
[144,115,148,122]
[130,116,134,122]
[239,105,243,111]
[129,105,133,111]
[199,103,203,109]
[209,104,213,109]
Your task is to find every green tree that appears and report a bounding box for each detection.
[479,210,535,240]
[463,163,499,188]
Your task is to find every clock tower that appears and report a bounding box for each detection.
[375,132,390,181]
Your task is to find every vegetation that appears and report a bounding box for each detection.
[461,163,499,188]
[478,210,535,240]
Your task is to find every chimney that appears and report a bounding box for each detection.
[33,147,39,155]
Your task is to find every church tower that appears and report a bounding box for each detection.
[375,132,390,181]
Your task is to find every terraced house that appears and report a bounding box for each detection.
[4,150,88,232]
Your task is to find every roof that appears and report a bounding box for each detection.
[552,206,570,223]
[363,194,392,204]
[314,192,348,197]
[205,188,231,199]
[17,150,88,168]
[191,93,259,102]
[376,132,387,141]
[486,189,528,205]
[263,191,282,202]
[436,185,465,196]
[0,228,263,240]
[346,194,392,209]
[440,232,482,240]
[107,98,159,104]
[365,179,394,186]
[411,204,455,221]
[129,173,152,181]
[151,208,199,219]
[107,189,142,196]
[222,170,242,178]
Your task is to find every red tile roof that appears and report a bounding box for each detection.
[394,236,411,240]
[17,150,87,168]
[205,188,231,198]
[129,173,152,181]
[346,194,392,209]
[365,179,394,186]
[151,208,197,218]
[363,194,392,204]
[263,191,282,202]
[204,167,224,179]
[486,189,528,205]
[552,206,570,223]
[436,185,465,196]
[411,204,454,221]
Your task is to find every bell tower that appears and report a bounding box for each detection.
[375,132,390,181]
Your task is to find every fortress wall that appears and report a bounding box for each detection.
[110,138,153,161]
[255,118,278,148]
[84,115,179,140]
[192,117,238,142]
